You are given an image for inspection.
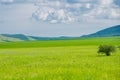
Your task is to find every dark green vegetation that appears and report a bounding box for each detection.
[0,37,120,80]
[0,37,120,48]
[98,45,116,56]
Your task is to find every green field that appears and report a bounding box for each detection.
[0,37,120,80]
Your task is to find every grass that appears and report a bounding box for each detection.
[0,36,120,48]
[0,37,120,80]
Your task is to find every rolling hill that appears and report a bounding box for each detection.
[0,34,33,42]
[81,25,120,38]
[0,34,77,42]
[0,25,120,42]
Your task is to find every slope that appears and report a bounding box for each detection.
[81,25,120,38]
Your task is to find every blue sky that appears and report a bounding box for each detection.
[0,0,120,37]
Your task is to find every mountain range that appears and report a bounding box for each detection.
[0,25,120,42]
[81,25,120,38]
[0,34,77,42]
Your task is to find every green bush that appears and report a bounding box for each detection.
[98,45,116,56]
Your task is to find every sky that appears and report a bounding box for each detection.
[0,0,120,37]
[33,0,120,23]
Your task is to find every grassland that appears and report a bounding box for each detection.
[0,37,120,80]
[0,37,120,48]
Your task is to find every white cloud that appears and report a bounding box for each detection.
[85,0,120,19]
[33,0,120,23]
[0,0,14,3]
[99,0,113,5]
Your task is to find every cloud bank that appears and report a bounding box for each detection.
[33,0,120,23]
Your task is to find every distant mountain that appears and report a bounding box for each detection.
[1,34,30,40]
[81,25,120,38]
[0,25,120,42]
[0,34,78,42]
[0,34,23,42]
[0,34,30,42]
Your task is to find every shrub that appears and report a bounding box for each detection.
[98,45,116,56]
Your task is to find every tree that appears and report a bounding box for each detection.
[98,45,116,56]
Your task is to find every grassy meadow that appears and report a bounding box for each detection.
[0,37,120,80]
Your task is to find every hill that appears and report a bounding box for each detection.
[0,25,120,42]
[81,25,120,38]
[0,36,119,48]
[0,34,78,42]
[0,34,33,42]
